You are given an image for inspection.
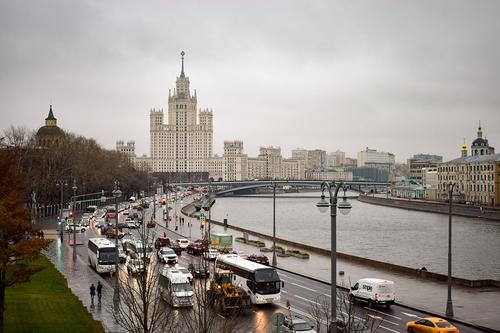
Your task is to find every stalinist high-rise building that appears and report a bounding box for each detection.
[150,52,213,173]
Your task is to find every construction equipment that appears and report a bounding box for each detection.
[207,269,251,312]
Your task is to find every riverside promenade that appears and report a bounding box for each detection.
[176,203,500,332]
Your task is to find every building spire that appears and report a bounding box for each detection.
[180,51,185,78]
[477,120,482,138]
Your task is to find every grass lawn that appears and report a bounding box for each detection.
[4,255,105,333]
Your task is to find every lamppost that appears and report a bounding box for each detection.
[208,179,213,242]
[72,180,78,258]
[316,181,352,333]
[272,181,277,266]
[56,180,68,238]
[112,181,122,304]
[444,182,456,317]
[152,181,157,222]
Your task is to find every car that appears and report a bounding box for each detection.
[406,318,459,333]
[247,254,269,265]
[118,247,127,263]
[177,266,194,283]
[186,240,207,255]
[170,243,182,256]
[127,257,145,275]
[95,217,106,228]
[188,263,209,278]
[203,248,219,261]
[105,228,125,239]
[126,221,138,229]
[176,238,190,249]
[280,316,317,333]
[157,247,178,264]
[349,278,395,309]
[65,224,86,233]
[123,210,129,215]
[155,237,171,249]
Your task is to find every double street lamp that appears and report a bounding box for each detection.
[443,182,457,317]
[316,181,351,333]
[112,181,122,305]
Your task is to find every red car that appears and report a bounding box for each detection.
[247,254,269,266]
[186,239,208,255]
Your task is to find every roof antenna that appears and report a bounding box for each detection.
[180,51,185,78]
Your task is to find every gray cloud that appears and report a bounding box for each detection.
[1,0,499,162]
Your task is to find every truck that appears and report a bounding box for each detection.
[210,233,233,253]
[159,268,194,307]
[207,269,251,312]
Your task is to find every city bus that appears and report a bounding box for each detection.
[215,254,283,304]
[88,238,117,274]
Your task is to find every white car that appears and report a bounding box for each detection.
[65,224,86,232]
[127,257,145,275]
[203,248,219,260]
[176,238,190,249]
[95,217,106,228]
[157,247,178,264]
[177,266,193,283]
[281,316,317,333]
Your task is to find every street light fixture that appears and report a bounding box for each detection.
[272,181,277,266]
[112,180,122,305]
[316,181,351,333]
[443,182,456,317]
[56,180,68,238]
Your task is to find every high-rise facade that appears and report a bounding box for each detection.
[150,52,213,173]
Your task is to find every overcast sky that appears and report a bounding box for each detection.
[1,0,499,162]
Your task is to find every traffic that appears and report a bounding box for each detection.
[69,190,472,333]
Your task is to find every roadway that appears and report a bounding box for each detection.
[59,201,489,333]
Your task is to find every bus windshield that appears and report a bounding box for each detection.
[172,283,193,293]
[254,269,280,295]
[98,247,117,265]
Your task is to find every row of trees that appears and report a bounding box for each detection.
[2,126,152,206]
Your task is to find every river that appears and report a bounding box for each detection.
[209,192,500,280]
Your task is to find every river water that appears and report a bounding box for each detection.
[209,192,500,280]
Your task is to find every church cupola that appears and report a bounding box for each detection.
[45,105,57,126]
[471,121,489,156]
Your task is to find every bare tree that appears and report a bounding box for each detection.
[112,223,176,333]
[308,289,383,333]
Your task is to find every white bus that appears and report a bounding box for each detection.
[216,254,283,304]
[88,238,117,274]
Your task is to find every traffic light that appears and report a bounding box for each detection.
[69,211,73,218]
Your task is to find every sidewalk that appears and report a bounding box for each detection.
[168,208,500,332]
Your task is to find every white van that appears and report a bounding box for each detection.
[159,268,194,307]
[349,278,395,308]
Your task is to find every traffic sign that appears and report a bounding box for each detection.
[66,218,74,225]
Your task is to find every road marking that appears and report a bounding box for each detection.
[217,314,226,319]
[364,307,402,320]
[367,314,400,326]
[402,312,421,318]
[379,325,400,333]
[282,291,321,306]
[283,280,317,292]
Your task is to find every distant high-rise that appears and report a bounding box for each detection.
[150,51,213,173]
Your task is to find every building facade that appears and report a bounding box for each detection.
[150,52,213,173]
[305,168,353,181]
[357,147,396,180]
[422,167,439,200]
[326,150,346,167]
[438,124,500,206]
[407,154,443,181]
[208,141,248,181]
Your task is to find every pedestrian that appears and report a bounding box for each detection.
[40,230,44,239]
[90,283,96,303]
[97,281,103,302]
